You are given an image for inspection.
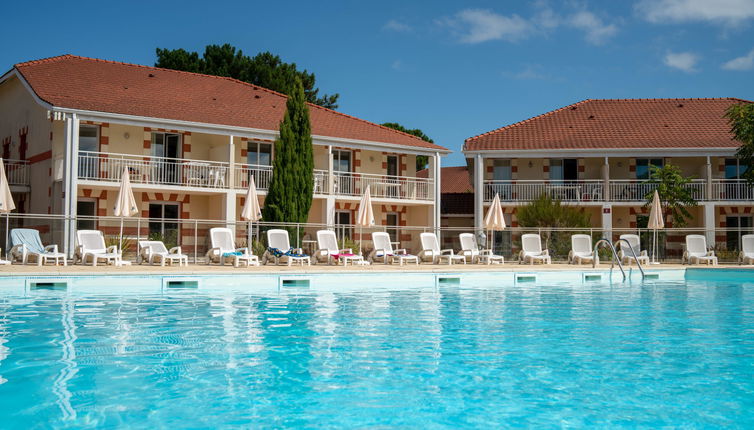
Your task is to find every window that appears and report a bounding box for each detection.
[247,142,272,166]
[387,156,398,176]
[493,160,511,181]
[149,203,180,248]
[78,125,99,178]
[151,133,181,183]
[334,211,352,241]
[726,216,753,251]
[725,158,747,180]
[77,200,96,230]
[386,213,400,243]
[549,159,578,182]
[333,150,352,173]
[636,158,664,180]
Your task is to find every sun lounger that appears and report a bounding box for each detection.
[617,234,650,265]
[419,232,466,265]
[682,234,717,265]
[9,228,67,266]
[74,230,122,266]
[740,234,754,265]
[568,234,597,265]
[263,229,310,266]
[519,233,552,265]
[206,227,259,267]
[313,230,366,266]
[458,233,503,264]
[368,231,419,265]
[138,240,188,266]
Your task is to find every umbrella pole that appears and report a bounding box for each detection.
[119,217,124,252]
[247,221,252,252]
[4,213,8,260]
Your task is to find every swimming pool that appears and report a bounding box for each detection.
[1,269,752,427]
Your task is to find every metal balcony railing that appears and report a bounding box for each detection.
[484,180,604,202]
[609,179,706,201]
[331,171,432,201]
[78,151,230,189]
[234,164,273,190]
[710,179,754,201]
[5,159,29,186]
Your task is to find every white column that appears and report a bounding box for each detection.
[473,154,484,231]
[433,152,441,238]
[63,114,79,257]
[224,135,236,229]
[602,157,610,201]
[705,156,712,201]
[703,202,716,244]
[327,145,334,195]
[601,204,612,240]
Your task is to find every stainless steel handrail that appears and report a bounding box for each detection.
[614,238,646,279]
[593,239,626,281]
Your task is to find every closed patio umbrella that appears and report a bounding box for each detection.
[355,185,375,255]
[0,159,16,258]
[484,193,506,252]
[113,168,139,249]
[647,190,664,264]
[240,175,262,250]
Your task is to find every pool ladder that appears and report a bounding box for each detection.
[593,239,645,281]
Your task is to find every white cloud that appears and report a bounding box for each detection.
[442,9,532,43]
[383,19,412,32]
[391,60,402,70]
[637,0,754,25]
[722,48,754,70]
[664,51,700,72]
[568,10,618,45]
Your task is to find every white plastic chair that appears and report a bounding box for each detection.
[518,233,551,265]
[138,240,188,266]
[617,234,650,265]
[263,229,310,266]
[740,234,754,265]
[368,232,418,265]
[419,232,465,265]
[74,230,122,266]
[568,234,597,265]
[206,227,259,267]
[9,228,67,266]
[314,230,365,266]
[683,235,718,265]
[458,233,503,264]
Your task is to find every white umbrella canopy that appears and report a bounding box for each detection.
[113,168,139,247]
[355,185,375,255]
[241,175,262,248]
[0,159,16,258]
[647,190,664,264]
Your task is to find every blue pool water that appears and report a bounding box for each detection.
[1,273,753,428]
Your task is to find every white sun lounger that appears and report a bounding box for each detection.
[519,233,552,265]
[617,234,650,265]
[458,233,503,264]
[206,227,259,267]
[9,228,67,266]
[313,230,366,266]
[138,240,188,266]
[419,232,466,265]
[368,231,419,265]
[74,230,122,266]
[568,234,597,265]
[263,229,310,266]
[740,234,754,265]
[682,234,718,265]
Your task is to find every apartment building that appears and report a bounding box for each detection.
[0,55,448,255]
[463,98,753,254]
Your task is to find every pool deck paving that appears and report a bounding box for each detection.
[0,262,750,276]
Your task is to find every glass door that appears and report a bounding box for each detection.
[149,203,180,248]
[386,155,399,198]
[151,133,181,184]
[335,210,352,241]
[77,200,96,230]
[78,125,99,179]
[333,150,352,194]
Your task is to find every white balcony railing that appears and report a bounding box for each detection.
[234,164,273,190]
[609,179,706,202]
[484,180,604,202]
[710,179,754,201]
[5,159,29,186]
[331,171,432,201]
[78,151,229,189]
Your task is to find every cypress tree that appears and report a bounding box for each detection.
[262,78,314,235]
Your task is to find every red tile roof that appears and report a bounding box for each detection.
[417,166,472,193]
[464,98,752,151]
[12,55,446,151]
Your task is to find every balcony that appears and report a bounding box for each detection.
[710,179,754,201]
[608,179,706,201]
[234,164,273,190]
[78,151,229,189]
[5,159,29,186]
[326,171,432,201]
[484,180,604,202]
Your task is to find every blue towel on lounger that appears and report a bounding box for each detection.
[223,251,243,257]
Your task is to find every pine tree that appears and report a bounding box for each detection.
[262,78,314,235]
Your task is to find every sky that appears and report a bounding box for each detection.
[2,0,754,166]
